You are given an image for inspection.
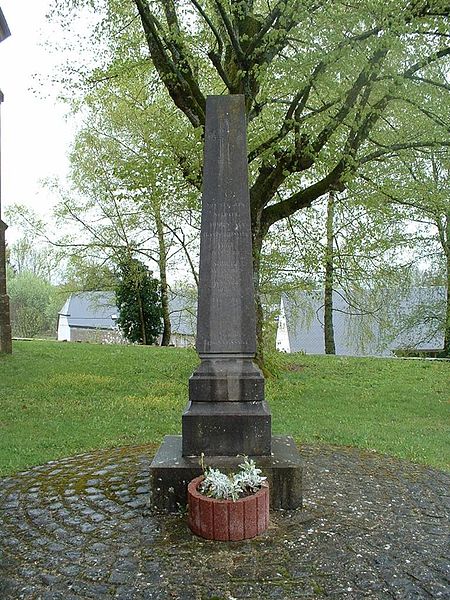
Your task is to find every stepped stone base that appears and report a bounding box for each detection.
[188,356,265,403]
[182,400,272,456]
[149,435,303,513]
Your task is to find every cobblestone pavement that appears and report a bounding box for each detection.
[0,444,449,599]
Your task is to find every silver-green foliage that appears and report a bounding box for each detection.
[199,458,267,501]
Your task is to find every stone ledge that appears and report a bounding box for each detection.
[182,400,272,456]
[149,434,302,512]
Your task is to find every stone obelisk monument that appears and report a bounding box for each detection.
[0,10,12,354]
[150,95,302,512]
[182,95,271,457]
[0,92,12,355]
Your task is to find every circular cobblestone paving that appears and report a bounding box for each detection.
[0,444,449,599]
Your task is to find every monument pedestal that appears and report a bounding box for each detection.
[150,435,303,512]
[182,400,272,456]
[0,221,12,354]
[188,355,265,403]
[149,95,303,513]
[183,354,271,456]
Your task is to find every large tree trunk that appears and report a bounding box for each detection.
[444,213,450,357]
[153,202,171,346]
[251,221,265,371]
[445,255,450,357]
[324,192,336,354]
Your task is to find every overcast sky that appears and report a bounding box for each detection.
[1,0,75,242]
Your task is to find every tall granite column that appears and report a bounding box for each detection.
[182,95,271,457]
[0,90,12,354]
[149,95,302,512]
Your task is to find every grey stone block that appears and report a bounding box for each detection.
[149,435,303,512]
[182,400,272,456]
[188,356,265,403]
[195,96,257,356]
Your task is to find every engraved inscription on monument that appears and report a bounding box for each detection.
[149,95,302,513]
[196,96,256,355]
[182,95,271,456]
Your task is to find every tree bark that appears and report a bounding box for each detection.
[324,192,336,354]
[251,205,267,371]
[153,201,171,346]
[443,212,450,357]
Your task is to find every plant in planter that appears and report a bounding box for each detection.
[188,458,269,541]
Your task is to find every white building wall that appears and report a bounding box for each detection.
[57,316,71,341]
[275,297,290,352]
[171,333,195,348]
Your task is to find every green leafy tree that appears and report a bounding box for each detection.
[5,205,64,284]
[52,98,199,346]
[8,271,62,338]
[361,150,450,355]
[262,187,418,355]
[3,207,66,338]
[321,189,418,354]
[115,256,162,344]
[61,255,117,293]
[49,0,450,362]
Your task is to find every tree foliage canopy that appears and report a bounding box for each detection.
[50,0,450,240]
[49,0,450,357]
[7,271,62,338]
[115,256,162,344]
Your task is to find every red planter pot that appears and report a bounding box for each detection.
[187,476,269,541]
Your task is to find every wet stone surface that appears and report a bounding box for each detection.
[0,444,449,599]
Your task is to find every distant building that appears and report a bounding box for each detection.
[0,7,10,42]
[166,293,196,348]
[57,292,125,344]
[57,291,196,346]
[276,287,445,356]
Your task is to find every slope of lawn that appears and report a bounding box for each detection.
[0,340,448,475]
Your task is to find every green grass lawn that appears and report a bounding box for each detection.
[0,340,448,475]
